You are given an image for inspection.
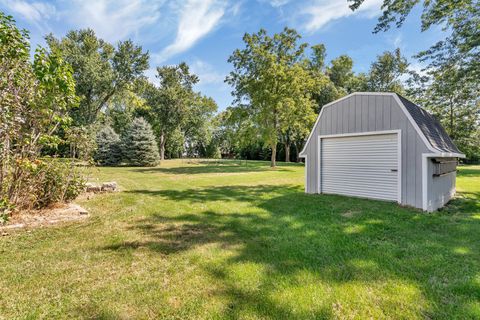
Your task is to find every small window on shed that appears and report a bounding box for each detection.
[431,158,457,176]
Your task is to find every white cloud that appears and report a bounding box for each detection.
[229,1,242,16]
[0,0,56,22]
[409,61,428,76]
[191,59,224,85]
[0,0,56,32]
[263,0,291,7]
[64,0,163,43]
[144,68,159,86]
[301,0,382,32]
[157,0,226,62]
[0,0,164,42]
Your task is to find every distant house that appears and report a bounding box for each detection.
[299,92,464,212]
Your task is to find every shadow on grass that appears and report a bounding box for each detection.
[104,185,480,318]
[458,166,480,177]
[129,160,300,175]
[445,191,480,214]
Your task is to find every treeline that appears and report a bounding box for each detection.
[221,27,479,165]
[4,10,476,169]
[44,30,220,164]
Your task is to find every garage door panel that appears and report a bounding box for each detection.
[322,179,397,190]
[321,133,399,202]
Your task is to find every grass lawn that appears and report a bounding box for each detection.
[1,160,479,319]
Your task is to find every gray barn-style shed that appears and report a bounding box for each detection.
[299,92,464,211]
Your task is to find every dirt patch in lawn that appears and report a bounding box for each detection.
[1,202,89,234]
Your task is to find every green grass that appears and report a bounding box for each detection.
[1,160,479,319]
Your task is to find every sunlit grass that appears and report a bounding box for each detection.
[0,160,479,319]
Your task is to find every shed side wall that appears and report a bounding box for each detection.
[426,161,456,211]
[304,94,430,208]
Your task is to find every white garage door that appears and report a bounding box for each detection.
[321,133,399,201]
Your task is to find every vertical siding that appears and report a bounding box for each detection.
[304,94,430,208]
[361,96,369,132]
[355,96,361,131]
[368,96,376,131]
[375,97,383,130]
[383,96,391,129]
[348,97,355,132]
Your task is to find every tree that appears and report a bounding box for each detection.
[142,63,198,161]
[213,107,253,159]
[308,44,341,113]
[410,65,480,160]
[95,126,122,166]
[278,63,318,162]
[122,118,159,166]
[184,94,218,157]
[327,55,354,89]
[350,0,479,161]
[349,0,479,87]
[226,28,317,166]
[310,44,327,71]
[46,29,149,125]
[326,54,367,95]
[103,82,147,136]
[0,12,81,209]
[366,48,408,93]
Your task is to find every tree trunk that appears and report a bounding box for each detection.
[294,142,301,163]
[159,132,165,161]
[270,143,276,167]
[284,141,290,162]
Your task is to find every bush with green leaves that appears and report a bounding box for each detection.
[0,199,13,225]
[6,158,86,209]
[0,13,83,210]
[122,118,160,166]
[33,158,86,208]
[95,126,122,166]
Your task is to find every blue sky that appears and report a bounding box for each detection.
[1,0,447,110]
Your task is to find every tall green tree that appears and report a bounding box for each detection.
[0,12,80,208]
[142,63,198,161]
[327,55,354,89]
[103,83,147,136]
[366,48,409,93]
[95,126,122,166]
[122,118,159,166]
[308,44,341,113]
[278,63,318,162]
[184,94,218,157]
[226,28,318,166]
[46,29,149,125]
[349,0,479,84]
[326,55,367,95]
[410,65,480,160]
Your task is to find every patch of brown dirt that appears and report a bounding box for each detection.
[1,203,89,234]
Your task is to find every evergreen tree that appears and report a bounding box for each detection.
[95,126,122,166]
[122,118,160,166]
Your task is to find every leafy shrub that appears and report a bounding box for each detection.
[11,158,86,209]
[122,118,160,166]
[95,126,122,166]
[36,159,86,207]
[0,199,13,225]
[0,13,83,211]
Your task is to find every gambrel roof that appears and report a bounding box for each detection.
[299,92,464,157]
[396,94,460,154]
